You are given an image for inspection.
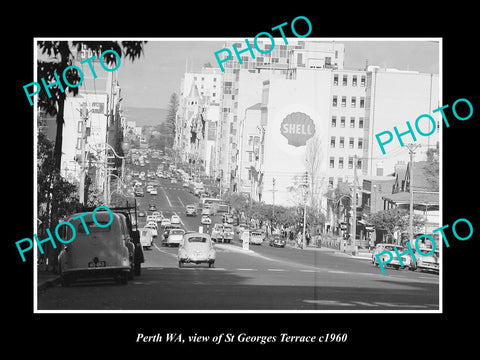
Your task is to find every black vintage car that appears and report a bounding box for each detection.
[269,234,287,248]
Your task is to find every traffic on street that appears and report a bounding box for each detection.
[37,148,439,311]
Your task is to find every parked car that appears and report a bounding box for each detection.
[148,204,157,211]
[185,204,197,216]
[410,249,439,273]
[201,215,211,225]
[134,187,144,197]
[58,211,134,286]
[249,230,264,245]
[171,214,181,224]
[178,232,216,268]
[211,223,224,242]
[269,234,286,248]
[372,243,412,270]
[139,227,154,249]
[150,188,158,195]
[147,215,156,223]
[222,224,234,243]
[166,228,185,247]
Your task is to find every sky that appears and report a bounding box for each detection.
[117,39,440,110]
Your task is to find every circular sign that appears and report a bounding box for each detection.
[280,112,315,147]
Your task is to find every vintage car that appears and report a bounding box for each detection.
[139,227,154,249]
[166,228,185,247]
[185,204,197,216]
[201,215,212,225]
[178,232,216,268]
[372,243,412,270]
[269,234,287,248]
[249,230,265,245]
[58,211,134,286]
[222,224,234,243]
[411,249,439,273]
[210,223,224,242]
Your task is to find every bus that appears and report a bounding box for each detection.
[199,197,229,214]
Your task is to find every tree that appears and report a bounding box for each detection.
[424,141,439,192]
[37,41,146,227]
[166,92,179,138]
[366,208,425,244]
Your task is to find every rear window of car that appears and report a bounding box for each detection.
[170,229,185,235]
[188,237,208,243]
[77,221,112,233]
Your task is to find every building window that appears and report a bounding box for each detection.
[360,97,365,108]
[341,96,346,107]
[333,74,338,86]
[349,137,354,149]
[358,138,363,149]
[331,116,337,127]
[77,121,83,133]
[330,136,336,148]
[359,117,364,128]
[342,75,348,86]
[339,137,344,148]
[352,75,357,86]
[339,157,344,169]
[340,117,345,128]
[329,157,335,168]
[213,77,217,82]
[351,96,356,108]
[329,177,334,187]
[348,157,353,169]
[357,159,362,169]
[332,96,337,107]
[325,57,331,66]
[361,75,366,87]
[76,137,82,150]
[350,117,355,128]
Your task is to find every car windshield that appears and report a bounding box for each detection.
[188,236,208,243]
[170,229,185,235]
[252,232,262,236]
[224,226,233,231]
[77,221,111,233]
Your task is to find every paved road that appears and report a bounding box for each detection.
[37,159,439,311]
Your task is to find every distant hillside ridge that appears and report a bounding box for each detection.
[123,107,169,127]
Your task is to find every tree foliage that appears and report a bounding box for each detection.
[365,208,425,242]
[166,92,179,138]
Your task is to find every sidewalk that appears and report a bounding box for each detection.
[285,241,372,261]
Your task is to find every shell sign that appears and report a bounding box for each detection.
[280,112,316,147]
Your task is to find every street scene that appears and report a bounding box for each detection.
[35,39,440,311]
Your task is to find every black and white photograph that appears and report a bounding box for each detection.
[7,7,478,354]
[33,38,442,312]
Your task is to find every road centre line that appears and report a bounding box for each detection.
[161,187,172,207]
[177,196,185,208]
[267,268,287,272]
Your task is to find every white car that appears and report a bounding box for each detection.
[171,214,180,224]
[161,218,171,227]
[201,215,211,225]
[147,215,156,223]
[166,228,185,247]
[145,222,158,237]
[150,188,158,195]
[139,228,154,249]
[146,185,153,193]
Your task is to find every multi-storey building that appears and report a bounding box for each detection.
[220,40,346,192]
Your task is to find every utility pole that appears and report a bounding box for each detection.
[302,171,308,249]
[407,143,421,246]
[352,155,357,253]
[78,103,90,204]
[272,177,276,222]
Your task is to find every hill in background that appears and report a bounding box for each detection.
[123,107,169,127]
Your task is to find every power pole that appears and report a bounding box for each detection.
[407,143,421,246]
[302,171,308,249]
[272,177,276,221]
[78,103,90,204]
[352,155,357,252]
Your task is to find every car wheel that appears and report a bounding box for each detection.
[179,261,183,268]
[134,261,142,276]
